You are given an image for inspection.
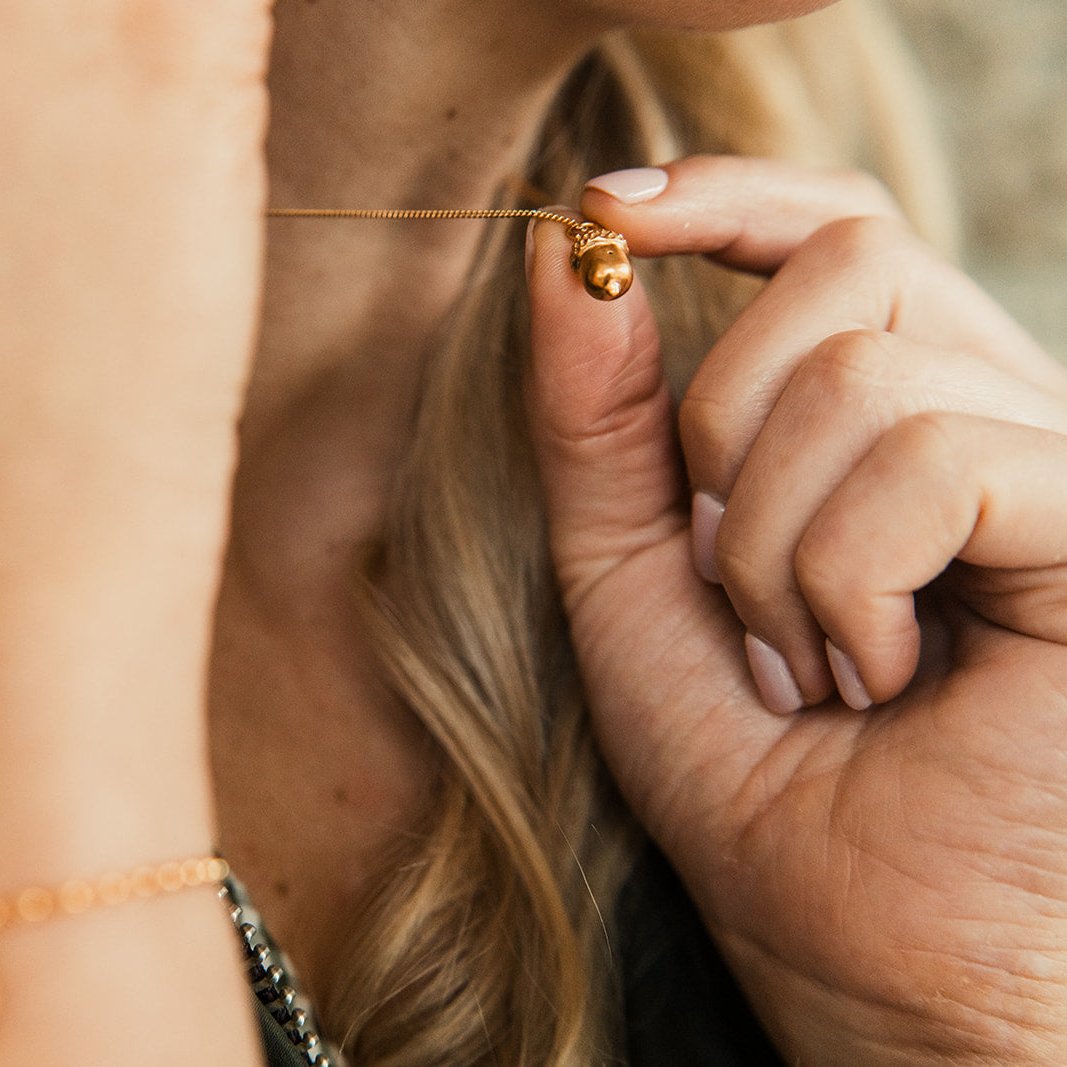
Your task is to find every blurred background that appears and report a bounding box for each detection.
[893,0,1067,359]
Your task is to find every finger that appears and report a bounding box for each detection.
[581,156,904,271]
[525,211,794,841]
[524,213,685,609]
[584,157,1064,422]
[702,331,1067,705]
[679,215,1065,504]
[795,413,1067,703]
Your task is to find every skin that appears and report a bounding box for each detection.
[528,164,1067,1061]
[210,0,835,994]
[5,0,1067,1063]
[209,0,602,992]
[0,3,271,1063]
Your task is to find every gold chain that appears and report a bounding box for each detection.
[265,207,634,300]
[267,206,576,226]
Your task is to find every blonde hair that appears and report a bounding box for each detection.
[321,4,953,1063]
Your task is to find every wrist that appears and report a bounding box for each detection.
[721,927,1067,1066]
[824,997,1067,1066]
[0,511,227,865]
[0,715,221,892]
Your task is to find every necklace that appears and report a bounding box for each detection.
[222,876,342,1066]
[265,207,633,300]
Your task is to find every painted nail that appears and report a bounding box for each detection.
[691,492,725,584]
[826,640,873,711]
[585,167,669,205]
[744,633,804,716]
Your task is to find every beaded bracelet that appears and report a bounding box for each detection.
[0,856,230,930]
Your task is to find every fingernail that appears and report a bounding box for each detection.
[691,492,724,584]
[826,640,873,711]
[744,633,804,716]
[585,167,669,205]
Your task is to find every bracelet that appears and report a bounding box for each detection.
[0,856,230,930]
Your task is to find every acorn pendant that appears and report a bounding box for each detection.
[568,223,634,301]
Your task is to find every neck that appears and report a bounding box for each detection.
[268,1,593,213]
[249,0,597,440]
[228,1,599,593]
[209,1,604,985]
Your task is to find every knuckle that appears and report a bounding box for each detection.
[715,547,761,612]
[681,153,748,183]
[678,391,736,492]
[806,214,908,270]
[797,531,915,656]
[832,169,903,219]
[714,529,776,616]
[794,527,840,606]
[795,528,884,641]
[886,411,964,475]
[799,330,899,399]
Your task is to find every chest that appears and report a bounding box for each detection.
[207,565,433,1001]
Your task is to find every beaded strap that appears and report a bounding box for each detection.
[221,878,342,1067]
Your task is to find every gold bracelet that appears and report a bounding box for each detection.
[0,856,230,930]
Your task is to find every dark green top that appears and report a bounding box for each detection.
[255,996,317,1067]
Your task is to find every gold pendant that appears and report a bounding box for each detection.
[567,221,634,301]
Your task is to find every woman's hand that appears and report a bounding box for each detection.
[526,156,1067,1064]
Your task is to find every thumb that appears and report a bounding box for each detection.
[524,215,686,609]
[524,215,790,874]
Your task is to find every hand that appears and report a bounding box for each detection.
[525,156,1067,1064]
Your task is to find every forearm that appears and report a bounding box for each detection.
[0,0,270,861]
[0,512,263,1065]
[0,518,225,871]
[0,880,260,1066]
[0,4,273,1061]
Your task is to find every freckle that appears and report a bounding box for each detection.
[445,107,458,122]
[333,786,348,805]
